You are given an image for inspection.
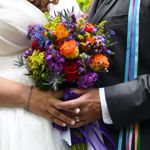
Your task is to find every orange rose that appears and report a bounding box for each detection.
[53,24,70,40]
[91,54,110,72]
[60,39,79,59]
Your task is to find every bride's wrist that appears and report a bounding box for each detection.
[24,86,33,110]
[18,85,33,109]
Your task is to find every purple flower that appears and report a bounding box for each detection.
[27,24,46,49]
[77,72,99,89]
[105,49,112,55]
[101,46,107,51]
[78,67,85,74]
[27,25,35,39]
[80,28,86,34]
[27,24,44,40]
[66,35,74,40]
[24,49,33,58]
[36,36,45,48]
[78,54,92,74]
[46,55,52,61]
[109,30,115,37]
[45,48,65,74]
[99,35,106,44]
[93,28,98,35]
[70,13,76,23]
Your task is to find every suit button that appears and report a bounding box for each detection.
[106,0,111,4]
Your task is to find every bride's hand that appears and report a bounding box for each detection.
[29,87,76,127]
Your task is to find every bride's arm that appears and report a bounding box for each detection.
[0,77,28,107]
[0,77,75,126]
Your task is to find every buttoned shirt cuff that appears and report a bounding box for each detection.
[99,88,113,124]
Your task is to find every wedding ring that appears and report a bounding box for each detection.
[75,116,80,123]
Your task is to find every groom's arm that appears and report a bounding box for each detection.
[55,74,150,128]
[105,74,150,128]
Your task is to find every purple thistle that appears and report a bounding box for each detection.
[77,72,99,89]
[109,30,115,37]
[105,49,112,55]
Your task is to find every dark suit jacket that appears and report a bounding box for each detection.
[89,0,150,149]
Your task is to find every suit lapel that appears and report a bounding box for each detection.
[91,0,118,24]
[88,0,100,22]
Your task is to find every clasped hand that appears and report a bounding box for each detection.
[29,88,101,128]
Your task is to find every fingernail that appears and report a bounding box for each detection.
[75,108,80,114]
[70,120,75,125]
[62,123,66,127]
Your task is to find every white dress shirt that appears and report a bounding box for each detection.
[99,88,113,124]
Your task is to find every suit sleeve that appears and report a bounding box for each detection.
[105,74,150,128]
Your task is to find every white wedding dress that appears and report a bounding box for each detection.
[0,0,81,150]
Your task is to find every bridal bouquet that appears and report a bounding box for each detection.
[20,10,115,150]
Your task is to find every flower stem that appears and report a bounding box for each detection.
[70,143,87,150]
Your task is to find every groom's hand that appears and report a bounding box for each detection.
[55,88,102,128]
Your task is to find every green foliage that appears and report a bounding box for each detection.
[14,55,25,67]
[77,0,92,13]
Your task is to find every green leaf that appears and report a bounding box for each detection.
[14,55,25,67]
